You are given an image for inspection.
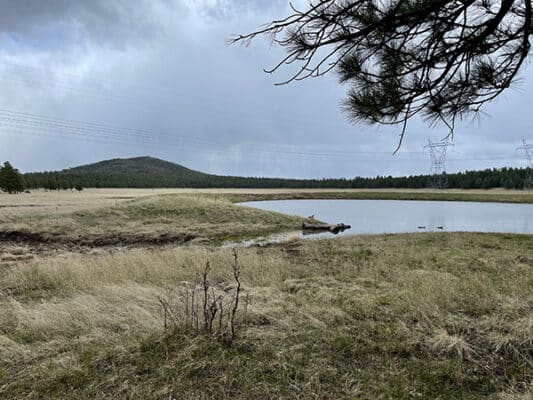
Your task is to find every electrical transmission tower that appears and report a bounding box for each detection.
[516,139,533,190]
[425,138,453,189]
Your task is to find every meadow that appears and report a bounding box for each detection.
[0,189,532,399]
[2,187,533,217]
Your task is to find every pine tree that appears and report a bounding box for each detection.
[0,161,24,194]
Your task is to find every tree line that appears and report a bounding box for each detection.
[1,159,531,193]
[20,166,533,191]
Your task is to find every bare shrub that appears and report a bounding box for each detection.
[158,249,247,343]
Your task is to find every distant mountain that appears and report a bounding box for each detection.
[22,156,530,190]
[23,156,352,189]
[65,156,208,177]
[24,156,228,189]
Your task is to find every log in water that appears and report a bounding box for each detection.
[302,222,351,234]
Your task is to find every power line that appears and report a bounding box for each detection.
[0,106,526,166]
[0,63,527,167]
[0,108,431,160]
[0,118,418,161]
[0,62,353,129]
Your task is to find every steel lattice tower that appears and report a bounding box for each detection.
[517,139,533,190]
[425,139,453,189]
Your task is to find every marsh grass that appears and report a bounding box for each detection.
[1,232,531,399]
[0,194,304,246]
[2,188,533,247]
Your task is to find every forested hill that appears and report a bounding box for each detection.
[24,157,216,189]
[23,156,531,190]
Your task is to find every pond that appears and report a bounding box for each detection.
[239,199,533,237]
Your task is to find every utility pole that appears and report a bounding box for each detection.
[425,138,453,189]
[516,139,533,190]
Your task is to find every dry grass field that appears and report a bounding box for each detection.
[2,187,533,218]
[1,232,532,399]
[0,189,532,399]
[0,192,306,268]
[0,188,414,218]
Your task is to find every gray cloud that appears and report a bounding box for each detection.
[0,0,163,49]
[184,0,288,20]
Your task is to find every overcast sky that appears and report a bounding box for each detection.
[0,0,531,178]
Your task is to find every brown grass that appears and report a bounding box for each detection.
[1,190,532,398]
[0,232,531,399]
[0,193,304,247]
[2,187,532,219]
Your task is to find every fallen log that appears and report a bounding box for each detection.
[302,222,351,234]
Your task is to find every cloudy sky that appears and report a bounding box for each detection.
[0,0,531,178]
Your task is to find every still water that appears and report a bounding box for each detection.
[240,199,533,237]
